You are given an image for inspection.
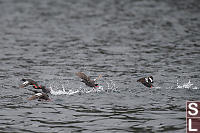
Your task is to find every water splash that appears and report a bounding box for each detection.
[106,80,118,91]
[177,80,198,89]
[50,84,80,95]
[49,80,118,95]
[154,86,161,89]
[50,85,106,95]
[50,87,80,95]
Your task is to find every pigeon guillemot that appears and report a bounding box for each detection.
[76,72,101,88]
[20,78,50,93]
[20,78,51,101]
[27,92,50,101]
[20,78,39,89]
[137,76,153,88]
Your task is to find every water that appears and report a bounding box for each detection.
[0,0,200,132]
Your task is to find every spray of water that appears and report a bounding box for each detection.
[177,80,198,89]
[49,80,118,95]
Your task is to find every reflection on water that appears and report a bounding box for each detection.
[0,0,200,132]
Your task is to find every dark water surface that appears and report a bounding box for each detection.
[0,0,200,132]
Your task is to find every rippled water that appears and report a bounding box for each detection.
[0,0,200,132]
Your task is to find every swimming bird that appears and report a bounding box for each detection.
[20,78,39,88]
[137,76,153,88]
[20,78,50,93]
[28,92,50,101]
[76,72,101,88]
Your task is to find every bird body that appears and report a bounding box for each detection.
[137,76,154,88]
[20,78,51,101]
[28,92,50,101]
[20,79,39,88]
[20,78,50,93]
[76,72,101,88]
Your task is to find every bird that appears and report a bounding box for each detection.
[27,92,50,101]
[137,76,153,88]
[20,78,51,101]
[19,78,50,94]
[76,72,101,88]
[19,78,39,89]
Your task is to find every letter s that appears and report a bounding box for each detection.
[188,103,198,116]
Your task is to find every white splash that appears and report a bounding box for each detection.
[192,86,198,90]
[49,85,105,95]
[106,80,117,91]
[177,80,198,89]
[48,79,118,96]
[154,86,161,89]
[50,86,80,95]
